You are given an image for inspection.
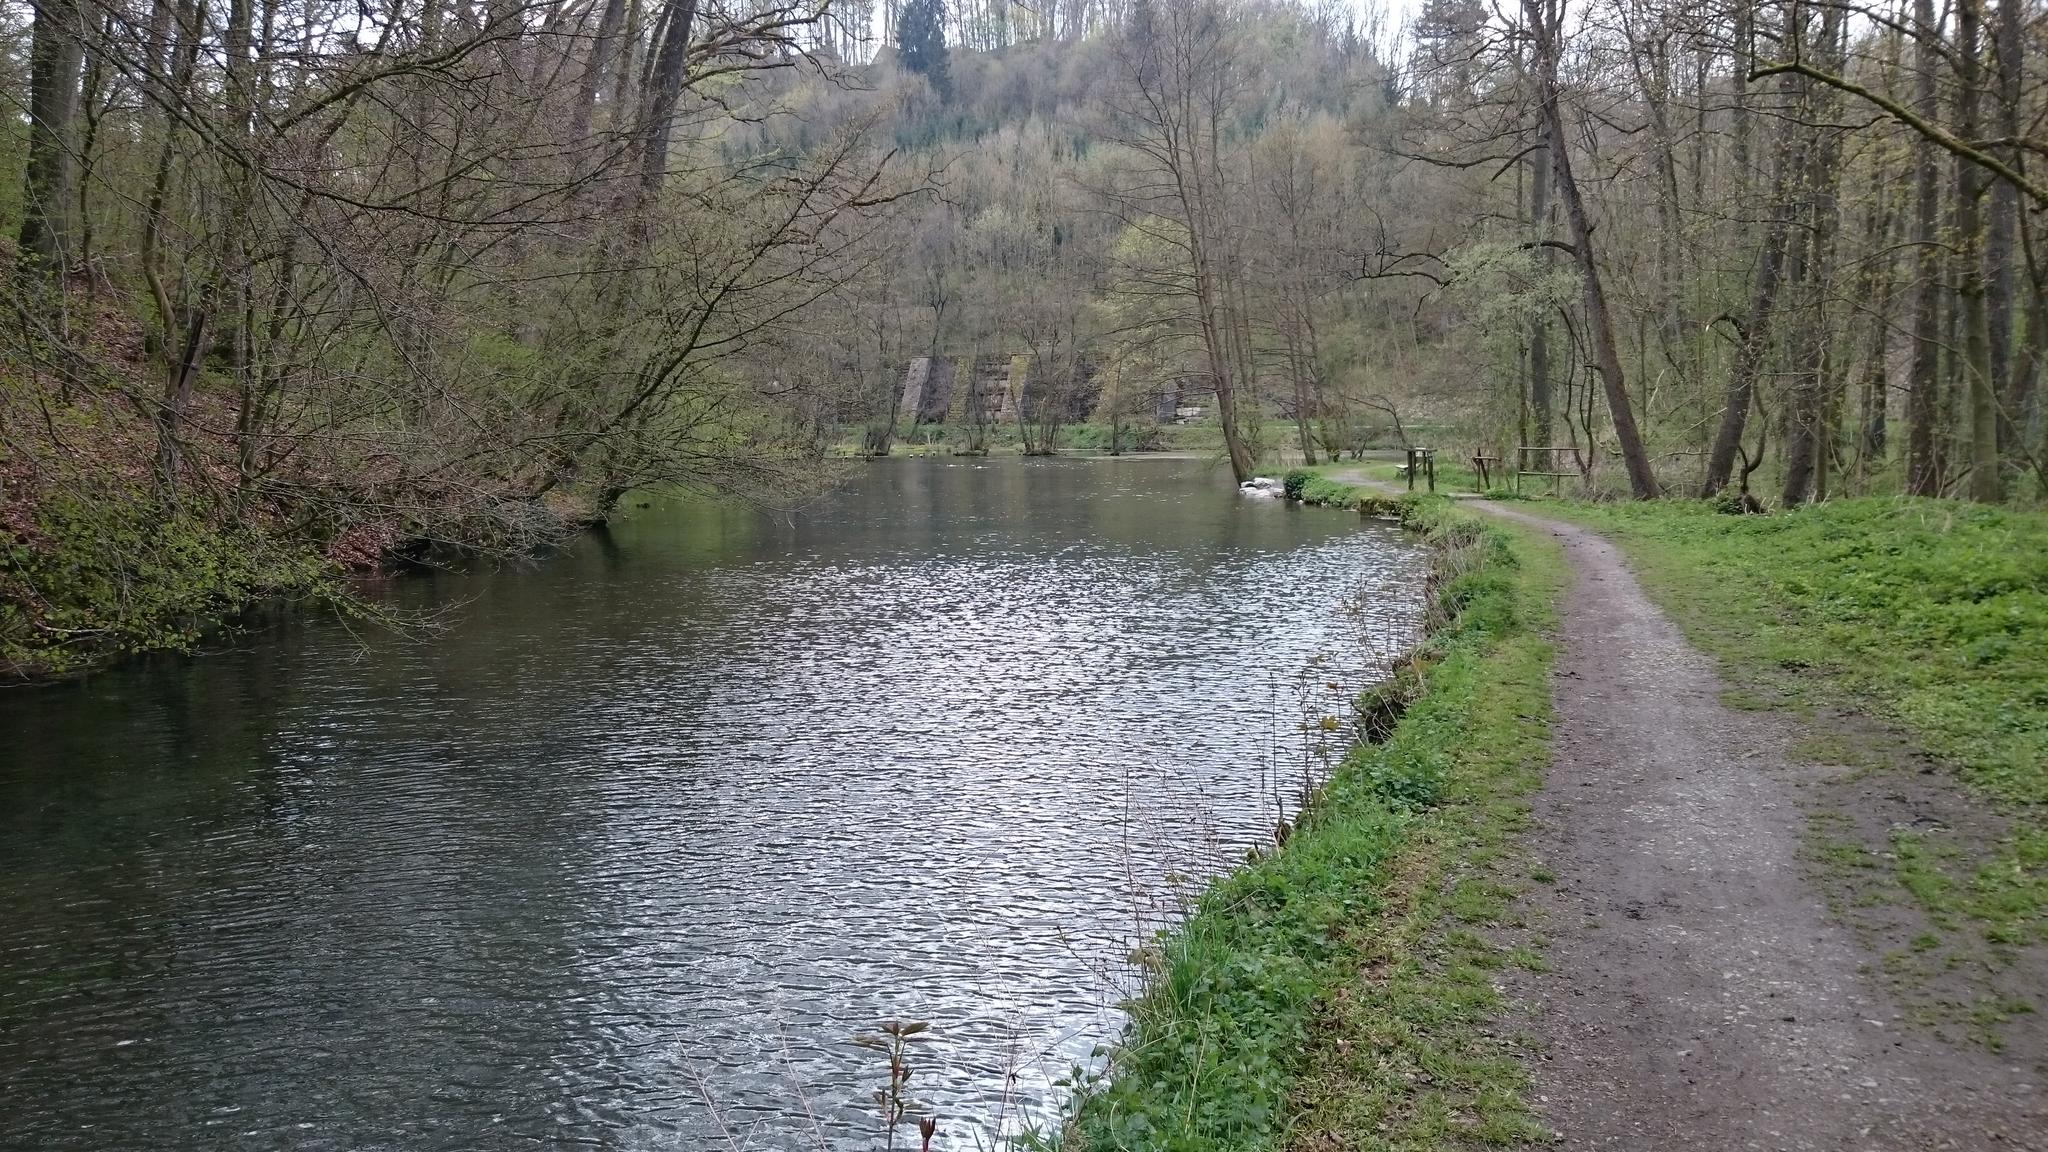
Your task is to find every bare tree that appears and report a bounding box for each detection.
[1096,0,1261,481]
[1523,0,1659,497]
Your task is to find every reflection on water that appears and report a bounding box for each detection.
[0,457,1424,1149]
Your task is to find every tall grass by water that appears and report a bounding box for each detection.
[1059,497,1566,1150]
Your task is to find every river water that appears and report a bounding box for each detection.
[0,457,1424,1150]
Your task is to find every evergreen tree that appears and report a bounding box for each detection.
[894,0,951,100]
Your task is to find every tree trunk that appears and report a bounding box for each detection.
[1705,79,1803,495]
[636,0,702,200]
[1730,0,1752,194]
[572,0,632,144]
[1990,0,2029,453]
[1525,0,1658,498]
[1629,28,1687,360]
[18,0,85,273]
[1782,11,1845,508]
[1528,118,1554,458]
[1905,0,1945,496]
[1288,330,1317,465]
[1955,0,2002,502]
[1858,193,1896,472]
[611,0,643,113]
[157,303,209,498]
[2028,275,2048,495]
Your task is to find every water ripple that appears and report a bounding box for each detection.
[0,457,1424,1150]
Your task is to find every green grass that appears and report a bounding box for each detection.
[1319,458,1494,496]
[1537,496,2048,948]
[1067,497,1567,1151]
[1284,469,1411,517]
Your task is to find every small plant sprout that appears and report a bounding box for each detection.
[854,1019,932,1151]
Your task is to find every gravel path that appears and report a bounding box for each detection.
[1475,504,2045,1150]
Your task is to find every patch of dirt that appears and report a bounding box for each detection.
[1795,705,2047,1060]
[1478,506,2047,1150]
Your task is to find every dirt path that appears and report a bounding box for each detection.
[1471,504,2045,1150]
[1318,464,2046,1146]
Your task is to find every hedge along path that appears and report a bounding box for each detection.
[1469,501,2045,1149]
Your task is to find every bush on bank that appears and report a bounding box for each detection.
[1,478,334,680]
[1068,493,1561,1151]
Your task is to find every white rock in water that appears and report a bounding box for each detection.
[1239,476,1283,497]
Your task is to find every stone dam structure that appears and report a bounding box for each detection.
[891,354,1193,427]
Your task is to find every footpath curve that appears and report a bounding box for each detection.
[1320,470,2045,1148]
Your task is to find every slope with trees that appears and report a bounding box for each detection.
[6,0,2046,676]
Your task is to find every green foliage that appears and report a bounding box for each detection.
[1071,503,1563,1150]
[1281,468,1313,501]
[1064,423,1169,453]
[1360,744,1449,811]
[1711,487,1757,516]
[0,483,333,678]
[894,0,952,99]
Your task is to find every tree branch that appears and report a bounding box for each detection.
[1750,60,2048,209]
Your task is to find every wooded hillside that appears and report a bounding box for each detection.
[3,0,2044,672]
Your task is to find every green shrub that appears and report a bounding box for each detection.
[1,483,332,678]
[1281,468,1313,501]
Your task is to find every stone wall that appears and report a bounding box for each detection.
[891,353,1116,428]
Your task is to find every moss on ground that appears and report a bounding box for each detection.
[1067,490,1567,1151]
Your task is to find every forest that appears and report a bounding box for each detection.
[4,0,2047,1145]
[0,0,2044,671]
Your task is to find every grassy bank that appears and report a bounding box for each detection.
[1285,468,1406,515]
[1538,497,2048,954]
[1068,489,1566,1150]
[1314,457,1495,496]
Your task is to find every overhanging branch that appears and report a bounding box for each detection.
[1751,60,2048,210]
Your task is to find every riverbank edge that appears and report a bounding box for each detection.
[1063,488,1567,1150]
[0,491,604,685]
[1286,468,1409,517]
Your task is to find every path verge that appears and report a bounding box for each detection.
[1312,468,2047,1142]
[1068,495,1567,1150]
[1476,502,2045,1148]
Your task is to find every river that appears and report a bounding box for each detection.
[0,456,1425,1150]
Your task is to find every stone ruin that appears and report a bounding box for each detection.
[892,354,1110,429]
